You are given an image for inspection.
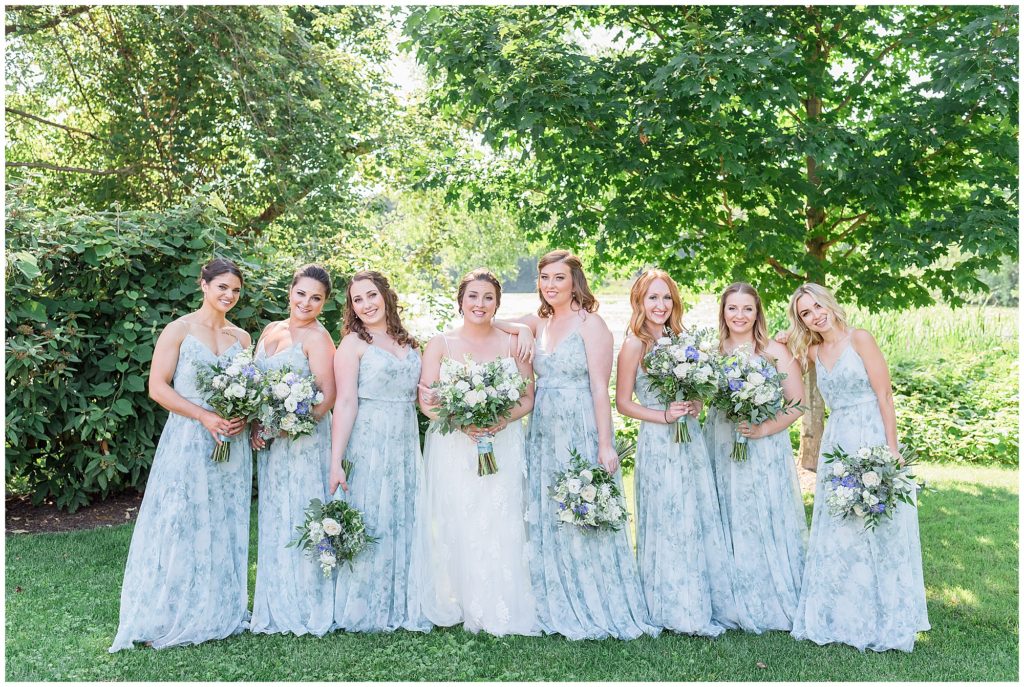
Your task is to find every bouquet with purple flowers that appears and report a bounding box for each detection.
[549,448,628,531]
[288,498,376,576]
[823,444,924,531]
[195,346,265,462]
[711,348,801,461]
[256,366,325,442]
[641,327,721,443]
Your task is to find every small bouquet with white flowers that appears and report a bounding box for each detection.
[642,327,721,443]
[430,355,527,476]
[712,348,801,461]
[549,448,629,531]
[195,346,265,462]
[823,444,925,531]
[257,367,325,442]
[288,498,376,576]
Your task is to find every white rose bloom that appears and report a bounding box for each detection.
[579,469,594,484]
[725,366,742,379]
[313,391,324,404]
[225,365,241,377]
[280,414,298,432]
[284,396,298,412]
[455,380,471,393]
[857,447,871,458]
[226,383,245,398]
[484,386,497,397]
[566,478,582,494]
[580,485,598,502]
[853,504,867,517]
[672,347,688,361]
[464,390,481,406]
[753,388,774,406]
[862,471,881,488]
[832,462,848,477]
[212,375,227,389]
[507,388,520,402]
[747,372,765,387]
[657,337,672,345]
[672,363,690,377]
[559,508,575,523]
[272,383,291,400]
[472,375,484,387]
[308,522,324,540]
[322,518,342,536]
[319,551,337,567]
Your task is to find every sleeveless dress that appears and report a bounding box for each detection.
[334,345,432,633]
[420,336,539,636]
[249,341,334,636]
[634,366,740,636]
[703,352,808,633]
[791,343,930,652]
[110,334,252,652]
[524,324,658,640]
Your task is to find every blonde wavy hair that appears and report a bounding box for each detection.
[717,282,770,354]
[536,250,598,318]
[628,269,684,355]
[785,283,849,368]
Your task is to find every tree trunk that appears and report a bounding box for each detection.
[798,366,825,471]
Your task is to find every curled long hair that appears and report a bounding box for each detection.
[717,282,770,355]
[628,269,684,354]
[536,249,598,318]
[786,283,849,369]
[456,268,502,315]
[343,270,417,349]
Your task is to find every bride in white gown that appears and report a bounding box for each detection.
[417,269,539,636]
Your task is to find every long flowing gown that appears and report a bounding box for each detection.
[333,345,432,633]
[791,343,930,652]
[704,353,808,634]
[249,341,334,636]
[420,350,539,636]
[524,326,659,640]
[110,334,252,652]
[633,366,740,636]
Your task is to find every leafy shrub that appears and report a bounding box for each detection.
[5,192,349,511]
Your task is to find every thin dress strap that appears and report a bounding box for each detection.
[507,332,514,358]
[442,335,452,358]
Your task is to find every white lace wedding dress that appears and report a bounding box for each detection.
[419,355,540,636]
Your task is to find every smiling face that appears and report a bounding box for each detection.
[460,279,498,324]
[796,293,834,334]
[289,276,327,324]
[723,291,757,337]
[201,273,242,314]
[538,260,573,311]
[349,278,386,327]
[643,278,674,327]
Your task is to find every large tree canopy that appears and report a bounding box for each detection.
[6,5,394,232]
[405,5,1018,308]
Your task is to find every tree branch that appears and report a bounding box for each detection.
[6,160,161,176]
[6,6,91,37]
[918,104,980,166]
[823,212,869,249]
[627,14,668,44]
[6,107,104,141]
[767,257,807,281]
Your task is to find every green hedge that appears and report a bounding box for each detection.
[5,193,348,511]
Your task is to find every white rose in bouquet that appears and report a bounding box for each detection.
[832,462,848,477]
[485,386,496,396]
[322,518,342,536]
[657,336,672,345]
[319,551,337,567]
[566,478,582,494]
[280,414,298,432]
[272,383,291,400]
[212,375,227,390]
[862,471,881,488]
[747,371,765,387]
[472,375,484,387]
[455,380,470,393]
[853,504,867,517]
[857,447,871,458]
[308,522,324,540]
[672,347,688,361]
[226,383,246,398]
[672,363,690,378]
[559,508,575,523]
[284,396,299,412]
[580,469,594,484]
[507,388,520,402]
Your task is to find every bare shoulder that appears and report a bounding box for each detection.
[224,324,251,348]
[619,334,644,356]
[580,310,609,333]
[764,339,794,365]
[520,313,542,328]
[851,328,876,345]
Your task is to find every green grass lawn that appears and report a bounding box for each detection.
[5,464,1018,681]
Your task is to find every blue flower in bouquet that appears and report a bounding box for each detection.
[685,345,700,361]
[242,364,258,379]
[872,503,886,513]
[284,372,298,384]
[841,475,859,488]
[728,378,744,392]
[762,365,777,378]
[296,401,310,416]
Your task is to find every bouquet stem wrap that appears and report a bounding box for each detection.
[476,433,498,476]
[731,431,748,461]
[674,414,691,443]
[212,435,233,463]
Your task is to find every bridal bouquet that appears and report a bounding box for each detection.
[642,327,721,443]
[823,444,925,531]
[431,356,527,476]
[549,448,629,532]
[711,349,800,461]
[256,367,325,442]
[195,346,265,462]
[288,498,376,576]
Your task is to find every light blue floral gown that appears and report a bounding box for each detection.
[525,325,659,640]
[634,366,740,636]
[333,345,432,633]
[704,353,808,634]
[250,341,334,636]
[791,342,929,652]
[110,334,252,652]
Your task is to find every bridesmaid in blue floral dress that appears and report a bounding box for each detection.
[330,271,431,633]
[786,283,929,652]
[615,269,740,636]
[513,250,658,640]
[702,282,808,634]
[248,265,337,637]
[110,258,252,652]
